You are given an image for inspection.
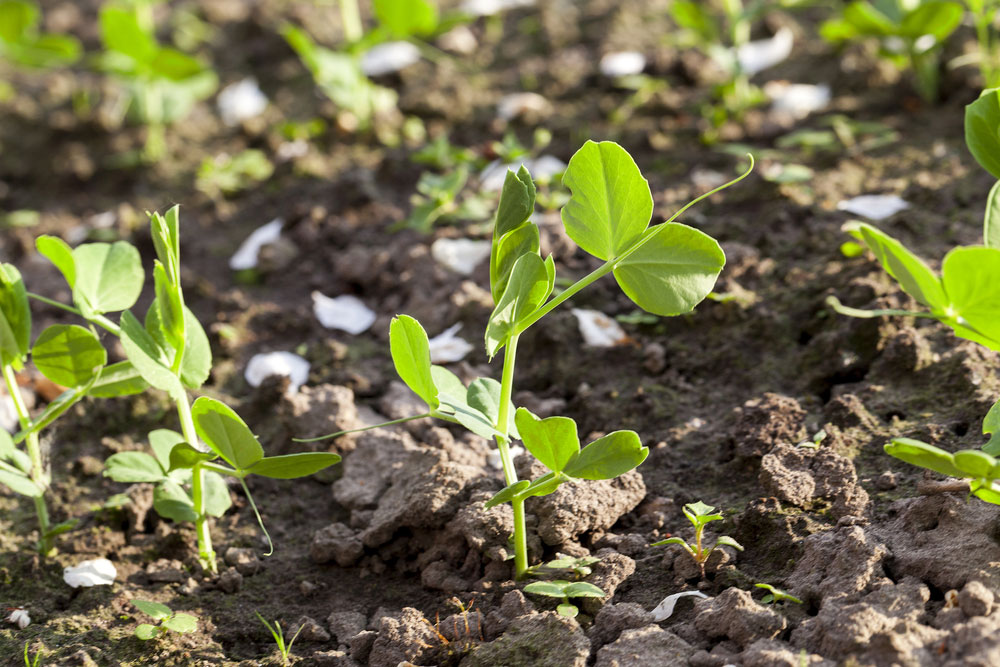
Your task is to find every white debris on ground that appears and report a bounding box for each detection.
[460,0,535,17]
[217,77,268,126]
[496,92,551,122]
[63,558,117,588]
[428,323,474,363]
[312,292,377,334]
[430,238,491,275]
[650,591,710,622]
[245,351,311,393]
[361,42,421,77]
[438,25,477,55]
[571,309,628,347]
[736,27,794,76]
[599,51,646,77]
[836,194,909,220]
[5,608,29,629]
[229,218,283,270]
[480,155,567,191]
[765,81,831,119]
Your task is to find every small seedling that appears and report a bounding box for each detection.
[132,599,198,640]
[796,429,827,450]
[522,580,605,618]
[529,554,601,578]
[755,583,803,605]
[22,641,44,667]
[255,612,303,666]
[0,0,80,68]
[398,166,491,233]
[652,501,744,577]
[196,149,274,199]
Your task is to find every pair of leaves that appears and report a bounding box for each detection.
[133,599,197,639]
[885,438,1000,506]
[523,580,605,615]
[0,0,80,68]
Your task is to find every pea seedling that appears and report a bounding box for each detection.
[522,580,606,618]
[755,582,803,605]
[884,438,1000,505]
[652,500,744,577]
[255,612,303,666]
[196,149,274,200]
[132,599,198,640]
[302,141,752,579]
[0,0,80,68]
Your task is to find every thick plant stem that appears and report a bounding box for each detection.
[3,364,51,554]
[494,334,528,579]
[176,394,215,572]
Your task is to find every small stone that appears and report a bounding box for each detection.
[311,523,364,566]
[224,547,262,576]
[294,615,331,642]
[178,577,199,596]
[438,610,484,642]
[218,568,242,594]
[875,471,898,491]
[959,580,994,617]
[146,559,186,584]
[300,580,318,595]
[693,588,787,648]
[328,611,367,643]
[350,630,377,663]
[311,649,359,666]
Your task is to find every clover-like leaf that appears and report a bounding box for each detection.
[849,222,946,311]
[966,88,1000,179]
[246,452,341,479]
[31,324,106,388]
[72,241,144,315]
[132,599,172,621]
[562,430,647,480]
[561,141,652,261]
[884,438,965,478]
[514,408,579,473]
[390,315,438,410]
[191,397,263,472]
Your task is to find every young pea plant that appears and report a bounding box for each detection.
[195,149,274,200]
[522,580,606,618]
[820,0,963,102]
[755,582,803,605]
[97,4,218,161]
[131,599,198,640]
[0,0,80,69]
[95,206,340,573]
[652,501,744,577]
[303,141,751,579]
[255,612,303,666]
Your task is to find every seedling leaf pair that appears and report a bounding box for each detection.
[652,500,743,576]
[523,580,605,618]
[885,438,1000,506]
[132,599,197,640]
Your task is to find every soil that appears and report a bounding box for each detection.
[2,1,1000,665]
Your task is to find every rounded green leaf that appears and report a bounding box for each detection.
[36,235,76,288]
[31,324,106,387]
[134,624,161,640]
[613,223,725,316]
[556,603,579,618]
[246,452,341,479]
[390,315,438,410]
[514,407,579,473]
[153,479,197,523]
[884,438,965,478]
[954,450,998,478]
[852,223,947,311]
[941,246,1000,349]
[203,471,232,518]
[430,365,466,404]
[561,141,652,261]
[119,310,184,400]
[966,88,1000,179]
[132,599,172,621]
[104,451,166,483]
[163,612,198,634]
[72,241,144,314]
[523,580,568,598]
[374,0,438,37]
[562,430,648,480]
[191,397,264,471]
[563,581,606,598]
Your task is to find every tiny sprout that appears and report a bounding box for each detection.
[652,500,744,577]
[255,612,303,666]
[522,580,605,618]
[23,641,44,667]
[796,429,827,450]
[755,583,803,605]
[132,600,198,640]
[529,554,601,578]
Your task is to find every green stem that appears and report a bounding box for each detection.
[26,293,121,336]
[339,0,363,43]
[4,364,51,554]
[825,296,939,321]
[494,334,528,579]
[177,394,215,572]
[292,412,432,442]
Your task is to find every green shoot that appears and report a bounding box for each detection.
[522,580,605,618]
[196,149,274,199]
[132,599,198,640]
[528,554,601,578]
[652,500,744,577]
[0,0,80,68]
[23,641,44,667]
[755,582,803,605]
[255,612,303,666]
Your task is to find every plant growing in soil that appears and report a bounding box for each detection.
[522,579,606,618]
[305,141,751,579]
[131,599,198,640]
[0,0,80,69]
[820,0,963,102]
[652,500,744,576]
[255,612,303,666]
[755,582,803,604]
[884,437,1000,504]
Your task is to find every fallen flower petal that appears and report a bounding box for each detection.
[428,324,474,363]
[431,238,491,276]
[599,51,646,78]
[229,218,283,270]
[571,309,627,347]
[836,194,909,220]
[736,27,793,76]
[63,558,117,588]
[312,292,377,334]
[650,590,709,622]
[217,77,268,126]
[361,41,421,77]
[6,608,30,629]
[245,351,310,393]
[497,92,551,122]
[765,81,831,119]
[461,0,535,16]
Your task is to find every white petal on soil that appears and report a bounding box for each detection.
[599,51,646,77]
[361,41,421,77]
[245,351,311,393]
[428,324,474,363]
[431,238,491,276]
[217,77,268,126]
[480,155,567,192]
[488,445,524,469]
[650,591,709,622]
[6,608,29,629]
[765,81,831,119]
[460,0,535,17]
[836,195,909,220]
[529,155,567,180]
[438,25,478,55]
[735,27,793,76]
[312,292,377,334]
[571,309,627,348]
[497,92,551,121]
[63,558,117,588]
[229,218,283,270]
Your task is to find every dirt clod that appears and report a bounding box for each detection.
[461,611,590,667]
[693,588,787,648]
[594,625,693,666]
[310,522,364,567]
[734,393,807,458]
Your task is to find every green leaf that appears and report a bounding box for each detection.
[390,315,438,409]
[150,207,181,280]
[89,360,149,398]
[153,479,197,523]
[467,377,519,438]
[670,1,718,42]
[986,181,1000,250]
[713,535,744,552]
[650,537,694,553]
[491,222,540,304]
[983,398,1000,456]
[514,408,579,473]
[152,262,185,353]
[971,479,1000,505]
[203,471,232,518]
[134,624,161,640]
[966,88,1000,179]
[561,141,653,261]
[439,395,503,441]
[99,6,156,63]
[163,612,198,634]
[899,2,962,42]
[613,223,725,316]
[523,581,568,598]
[150,48,204,81]
[850,222,947,311]
[72,241,144,315]
[841,1,896,35]
[562,431,648,480]
[562,581,606,598]
[104,451,166,483]
[885,437,965,478]
[0,263,30,368]
[168,443,215,471]
[31,324,106,387]
[556,603,578,618]
[485,253,554,358]
[683,500,721,523]
[430,365,466,405]
[954,449,999,478]
[484,480,530,509]
[191,397,264,471]
[0,0,36,43]
[0,429,28,472]
[940,247,1000,350]
[149,429,185,472]
[246,452,341,479]
[133,599,172,621]
[36,235,76,288]
[145,303,211,390]
[119,310,184,400]
[518,471,567,499]
[0,469,41,497]
[374,0,438,37]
